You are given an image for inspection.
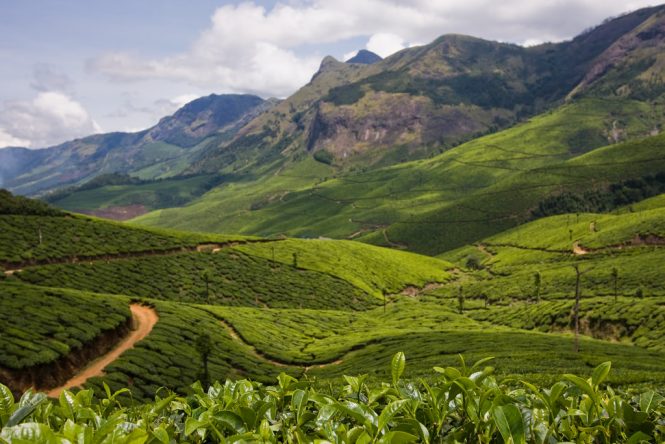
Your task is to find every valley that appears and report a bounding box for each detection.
[2,4,665,442]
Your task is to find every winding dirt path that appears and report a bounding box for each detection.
[47,304,158,398]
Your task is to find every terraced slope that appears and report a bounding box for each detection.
[438,200,665,301]
[14,250,380,310]
[4,192,665,402]
[0,281,131,393]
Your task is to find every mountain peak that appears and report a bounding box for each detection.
[319,55,342,70]
[346,49,382,64]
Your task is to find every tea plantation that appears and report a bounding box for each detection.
[2,189,665,440]
[0,281,129,370]
[14,250,381,310]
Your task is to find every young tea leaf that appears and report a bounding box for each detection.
[492,404,526,444]
[392,352,406,386]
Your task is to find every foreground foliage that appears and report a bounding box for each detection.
[1,355,663,443]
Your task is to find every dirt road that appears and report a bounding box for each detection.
[47,304,158,398]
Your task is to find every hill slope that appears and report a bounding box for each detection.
[3,192,665,404]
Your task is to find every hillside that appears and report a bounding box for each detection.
[195,5,665,171]
[438,196,665,300]
[3,192,665,405]
[134,102,665,254]
[118,6,665,249]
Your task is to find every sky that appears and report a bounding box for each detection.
[0,0,659,149]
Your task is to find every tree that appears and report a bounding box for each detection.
[196,333,212,389]
[202,269,211,301]
[465,256,482,270]
[611,267,619,303]
[635,286,644,299]
[533,271,542,304]
[457,286,465,314]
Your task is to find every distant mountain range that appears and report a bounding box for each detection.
[3,4,665,255]
[0,94,275,194]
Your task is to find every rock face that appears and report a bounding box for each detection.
[307,91,502,160]
[569,9,665,99]
[346,50,383,65]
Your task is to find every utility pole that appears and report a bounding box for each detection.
[573,265,582,353]
[458,286,464,314]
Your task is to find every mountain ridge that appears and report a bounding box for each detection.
[0,94,273,195]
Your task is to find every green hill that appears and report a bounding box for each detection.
[3,6,665,415]
[3,193,665,402]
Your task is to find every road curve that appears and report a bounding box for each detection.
[47,304,158,398]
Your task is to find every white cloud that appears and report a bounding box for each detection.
[0,128,30,148]
[343,50,359,62]
[0,92,101,148]
[170,94,200,108]
[522,38,545,47]
[87,0,658,99]
[366,33,406,58]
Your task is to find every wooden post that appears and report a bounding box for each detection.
[573,265,581,353]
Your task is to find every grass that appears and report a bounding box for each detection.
[437,202,665,301]
[51,174,222,212]
[468,296,665,352]
[3,189,665,403]
[84,299,297,401]
[206,299,665,387]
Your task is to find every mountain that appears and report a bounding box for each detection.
[144,94,266,147]
[346,49,383,64]
[192,5,664,173]
[8,5,665,249]
[0,94,273,195]
[126,5,665,248]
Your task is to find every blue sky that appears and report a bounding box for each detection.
[0,0,658,148]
